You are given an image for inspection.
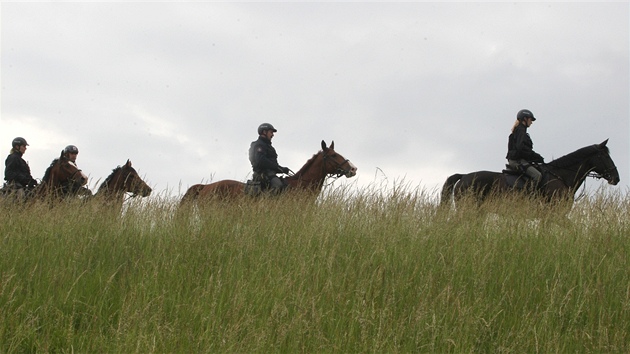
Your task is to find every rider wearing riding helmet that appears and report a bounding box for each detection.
[4,137,38,192]
[63,145,79,163]
[249,123,291,194]
[506,109,544,187]
[62,144,91,196]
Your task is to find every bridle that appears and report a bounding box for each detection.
[586,151,618,182]
[322,149,352,178]
[546,149,617,190]
[58,161,85,193]
[109,167,142,198]
[122,171,144,198]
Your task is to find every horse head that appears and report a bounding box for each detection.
[320,140,357,178]
[102,160,152,197]
[589,139,620,185]
[41,150,88,195]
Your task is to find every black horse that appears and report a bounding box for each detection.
[441,139,619,205]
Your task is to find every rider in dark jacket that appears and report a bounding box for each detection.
[249,123,290,194]
[506,109,544,186]
[4,137,37,191]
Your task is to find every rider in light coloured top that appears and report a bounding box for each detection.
[62,144,91,196]
[63,145,79,163]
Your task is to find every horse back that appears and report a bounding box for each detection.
[197,180,245,200]
[181,184,206,204]
[455,170,505,199]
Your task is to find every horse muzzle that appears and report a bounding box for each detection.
[133,184,152,197]
[605,168,620,185]
[140,187,152,197]
[343,161,358,178]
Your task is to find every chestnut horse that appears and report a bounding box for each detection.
[94,160,152,206]
[181,140,357,203]
[441,139,619,206]
[32,151,89,199]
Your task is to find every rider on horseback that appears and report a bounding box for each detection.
[3,137,38,198]
[62,144,92,196]
[249,123,291,194]
[506,109,545,187]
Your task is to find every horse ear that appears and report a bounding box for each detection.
[600,139,609,147]
[330,141,334,150]
[125,159,132,167]
[321,140,327,151]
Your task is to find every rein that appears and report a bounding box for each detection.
[108,168,141,198]
[545,150,616,190]
[50,161,85,194]
[68,167,84,184]
[60,168,85,193]
[283,146,353,190]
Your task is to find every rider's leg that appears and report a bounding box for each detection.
[524,165,542,186]
[509,159,542,187]
[268,176,286,195]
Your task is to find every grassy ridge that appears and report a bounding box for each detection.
[1,188,629,352]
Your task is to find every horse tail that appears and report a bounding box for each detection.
[440,173,463,206]
[180,184,205,205]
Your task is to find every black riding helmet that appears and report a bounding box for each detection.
[517,109,536,121]
[258,123,277,135]
[64,145,79,154]
[12,137,28,148]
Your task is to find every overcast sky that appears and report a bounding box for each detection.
[2,2,628,200]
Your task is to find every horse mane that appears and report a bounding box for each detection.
[293,150,322,176]
[547,144,609,169]
[41,158,60,182]
[99,165,123,190]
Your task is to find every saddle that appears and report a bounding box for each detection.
[244,172,274,197]
[502,164,540,190]
[244,173,286,197]
[244,179,263,197]
[1,182,34,200]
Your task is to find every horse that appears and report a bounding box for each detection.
[181,140,357,203]
[441,139,619,206]
[31,151,89,200]
[93,160,152,206]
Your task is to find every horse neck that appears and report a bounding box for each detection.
[546,155,594,191]
[96,172,127,201]
[43,164,63,186]
[286,155,327,191]
[39,168,65,195]
[95,186,127,209]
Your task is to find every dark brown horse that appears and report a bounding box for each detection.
[32,151,89,199]
[94,160,152,206]
[441,139,619,206]
[181,140,357,203]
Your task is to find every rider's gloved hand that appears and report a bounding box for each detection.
[280,166,290,174]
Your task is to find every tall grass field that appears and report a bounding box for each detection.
[1,186,629,352]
